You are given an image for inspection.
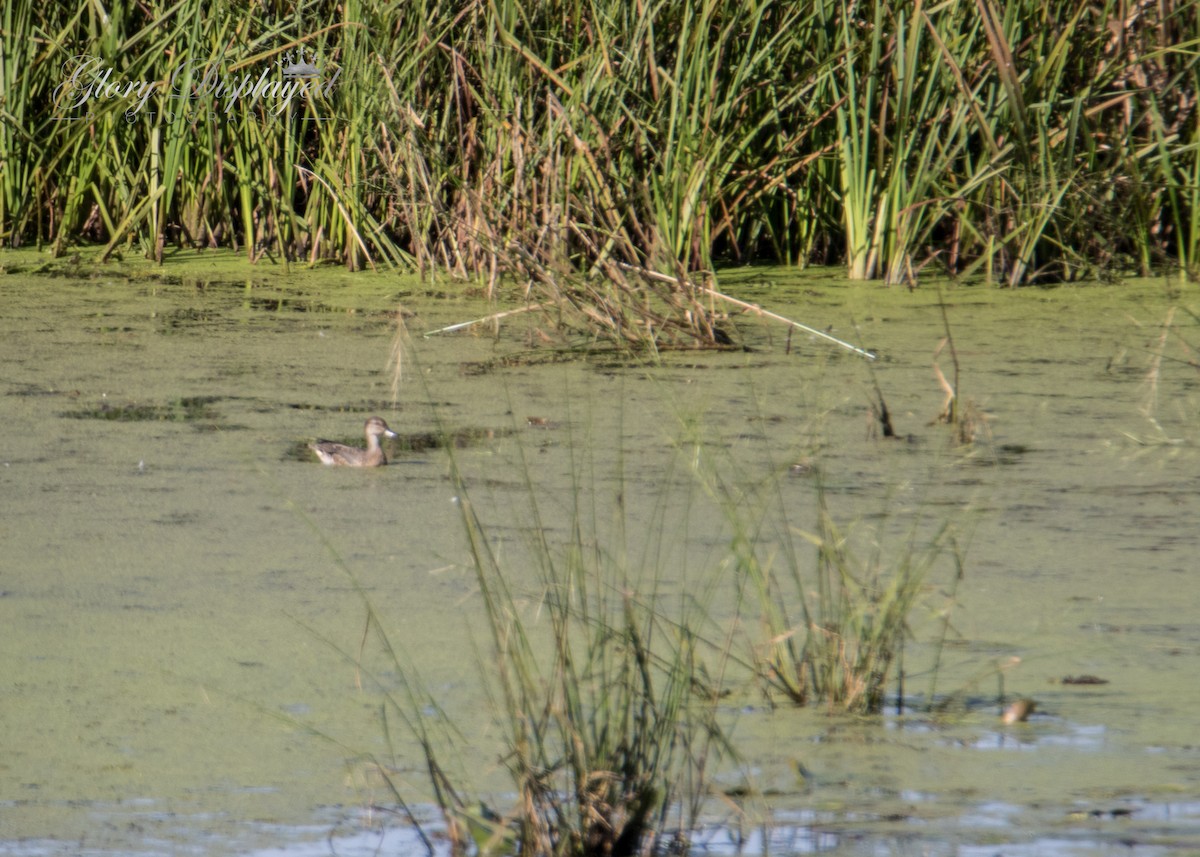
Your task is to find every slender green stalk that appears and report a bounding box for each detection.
[362,401,736,855]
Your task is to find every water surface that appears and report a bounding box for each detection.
[1,252,1198,855]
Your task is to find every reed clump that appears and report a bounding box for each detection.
[450,501,725,855]
[704,459,949,715]
[354,430,733,856]
[4,0,1198,285]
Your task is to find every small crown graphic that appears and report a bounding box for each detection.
[281,47,320,79]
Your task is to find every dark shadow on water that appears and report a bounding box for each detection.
[61,396,235,430]
[284,401,402,415]
[284,426,511,463]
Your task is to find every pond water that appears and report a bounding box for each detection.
[2,251,1199,856]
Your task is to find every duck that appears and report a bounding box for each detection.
[310,416,398,467]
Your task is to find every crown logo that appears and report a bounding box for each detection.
[280,47,320,79]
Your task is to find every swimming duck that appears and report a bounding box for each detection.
[310,416,398,467]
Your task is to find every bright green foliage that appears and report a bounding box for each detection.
[2,0,1198,282]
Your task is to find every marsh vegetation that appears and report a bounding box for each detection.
[346,427,966,856]
[4,1,1200,853]
[2,265,1198,855]
[5,0,1198,292]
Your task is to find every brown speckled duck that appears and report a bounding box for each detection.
[310,416,398,467]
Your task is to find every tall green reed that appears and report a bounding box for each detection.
[4,0,1197,283]
[351,401,735,856]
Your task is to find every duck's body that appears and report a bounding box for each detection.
[310,416,398,467]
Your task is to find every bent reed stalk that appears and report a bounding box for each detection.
[3,0,1198,286]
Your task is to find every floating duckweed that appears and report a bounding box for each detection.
[64,396,222,423]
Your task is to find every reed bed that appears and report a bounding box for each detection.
[345,407,963,854]
[5,0,1197,287]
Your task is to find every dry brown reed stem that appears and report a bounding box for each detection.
[1140,306,1175,426]
[293,165,377,272]
[697,286,875,359]
[933,335,984,445]
[422,304,546,337]
[615,262,877,359]
[933,337,957,423]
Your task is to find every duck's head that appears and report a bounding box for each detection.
[365,416,398,439]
